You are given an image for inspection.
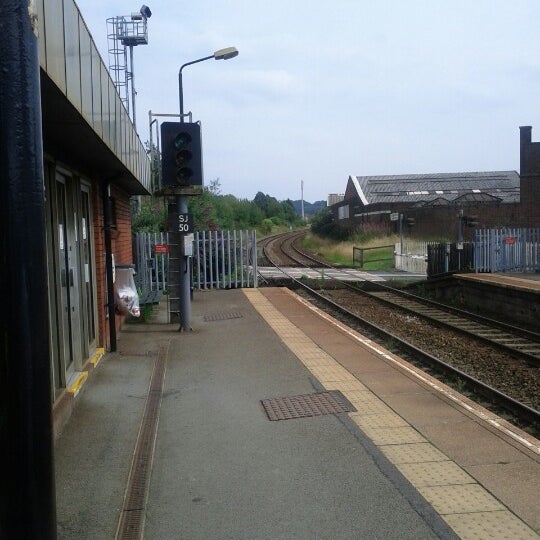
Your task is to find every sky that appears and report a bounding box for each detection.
[74,0,540,203]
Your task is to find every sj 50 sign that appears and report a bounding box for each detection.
[178,213,193,234]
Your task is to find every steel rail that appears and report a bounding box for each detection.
[301,281,540,426]
[280,234,540,367]
[260,233,540,427]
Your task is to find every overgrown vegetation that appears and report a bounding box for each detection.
[132,179,303,235]
[309,209,349,240]
[132,179,397,272]
[310,209,394,244]
[131,197,167,232]
[302,231,398,269]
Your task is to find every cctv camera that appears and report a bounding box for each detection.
[140,5,152,18]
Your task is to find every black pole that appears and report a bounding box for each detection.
[178,55,213,119]
[103,181,117,352]
[0,1,57,538]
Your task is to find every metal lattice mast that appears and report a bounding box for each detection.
[106,6,151,129]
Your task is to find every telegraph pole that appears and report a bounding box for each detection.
[301,180,305,221]
[0,1,56,538]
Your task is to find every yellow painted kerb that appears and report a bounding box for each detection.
[90,348,105,367]
[67,372,88,397]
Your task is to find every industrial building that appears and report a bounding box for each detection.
[330,127,539,239]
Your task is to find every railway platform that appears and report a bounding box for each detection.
[54,287,539,539]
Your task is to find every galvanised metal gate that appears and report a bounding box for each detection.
[427,242,474,277]
[133,232,169,294]
[474,228,540,272]
[134,229,258,293]
[194,230,257,289]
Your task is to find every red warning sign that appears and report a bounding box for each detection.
[153,244,169,254]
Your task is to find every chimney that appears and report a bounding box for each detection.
[519,126,532,174]
[520,125,532,146]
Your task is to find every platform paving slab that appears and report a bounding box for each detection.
[144,289,451,539]
[256,287,540,537]
[54,352,155,538]
[54,287,539,539]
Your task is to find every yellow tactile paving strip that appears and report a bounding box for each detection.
[243,288,539,539]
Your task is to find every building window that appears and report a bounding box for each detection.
[338,205,349,220]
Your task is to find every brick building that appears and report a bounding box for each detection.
[518,126,540,227]
[329,127,539,239]
[37,0,151,402]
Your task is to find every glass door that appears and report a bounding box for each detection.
[56,175,83,379]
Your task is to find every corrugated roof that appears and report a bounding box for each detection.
[349,171,520,205]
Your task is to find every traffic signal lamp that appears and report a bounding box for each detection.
[161,122,203,187]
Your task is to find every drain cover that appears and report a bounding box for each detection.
[204,311,244,322]
[261,391,356,421]
[118,350,155,357]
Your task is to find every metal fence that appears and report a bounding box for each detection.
[134,230,258,293]
[133,232,169,294]
[193,230,257,289]
[353,245,393,268]
[393,241,437,274]
[474,228,540,272]
[427,242,474,277]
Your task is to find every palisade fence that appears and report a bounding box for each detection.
[393,241,435,274]
[426,242,474,276]
[422,228,540,276]
[133,232,169,295]
[193,230,257,289]
[133,230,258,295]
[474,228,540,273]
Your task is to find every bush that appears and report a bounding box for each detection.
[350,222,392,243]
[261,218,274,234]
[132,198,167,233]
[310,210,349,240]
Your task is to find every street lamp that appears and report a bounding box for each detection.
[174,46,238,331]
[178,46,239,120]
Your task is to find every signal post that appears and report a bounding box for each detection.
[155,47,238,330]
[156,121,203,330]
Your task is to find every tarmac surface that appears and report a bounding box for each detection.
[54,286,540,539]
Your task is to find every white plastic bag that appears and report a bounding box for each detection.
[115,267,140,317]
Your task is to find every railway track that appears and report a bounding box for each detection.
[367,288,540,365]
[263,231,540,367]
[260,230,540,430]
[259,230,320,267]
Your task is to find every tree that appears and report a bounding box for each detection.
[253,192,300,226]
[310,209,349,240]
[132,196,167,233]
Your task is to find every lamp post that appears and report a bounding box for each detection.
[175,46,238,330]
[178,47,238,121]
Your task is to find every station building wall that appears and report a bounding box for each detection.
[92,184,134,352]
[37,0,151,408]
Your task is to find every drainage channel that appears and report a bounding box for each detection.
[115,342,169,540]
